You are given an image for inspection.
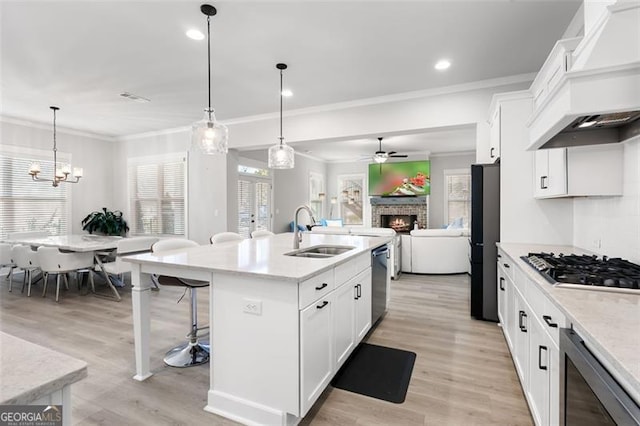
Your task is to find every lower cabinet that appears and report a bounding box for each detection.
[354,269,372,343]
[527,313,550,426]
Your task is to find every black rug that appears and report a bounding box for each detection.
[331,343,416,403]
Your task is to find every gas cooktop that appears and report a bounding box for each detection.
[521,252,640,294]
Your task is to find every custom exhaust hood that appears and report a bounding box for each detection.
[527,3,640,150]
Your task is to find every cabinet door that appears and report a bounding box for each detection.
[534,150,550,198]
[527,315,550,426]
[333,281,356,369]
[513,290,530,385]
[355,269,372,343]
[498,268,507,325]
[300,295,333,415]
[489,106,501,161]
[546,148,567,196]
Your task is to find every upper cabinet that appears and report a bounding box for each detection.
[533,144,623,199]
[489,105,501,162]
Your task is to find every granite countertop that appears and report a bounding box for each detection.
[0,332,88,404]
[497,242,640,404]
[123,232,391,282]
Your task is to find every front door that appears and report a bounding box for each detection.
[238,177,272,238]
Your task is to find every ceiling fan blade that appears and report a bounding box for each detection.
[390,154,408,158]
[387,151,397,155]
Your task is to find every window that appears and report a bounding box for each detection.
[238,165,272,238]
[444,169,471,228]
[309,172,324,219]
[337,174,364,225]
[0,146,71,239]
[128,153,186,236]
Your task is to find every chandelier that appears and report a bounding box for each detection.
[268,63,295,169]
[28,106,83,187]
[191,4,228,155]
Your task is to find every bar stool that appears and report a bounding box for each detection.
[210,232,244,244]
[152,239,210,367]
[250,230,275,238]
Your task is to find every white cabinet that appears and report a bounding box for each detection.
[497,261,514,350]
[489,105,501,161]
[527,313,550,426]
[534,144,623,199]
[534,148,567,198]
[354,269,372,343]
[333,280,356,369]
[300,294,334,415]
[512,289,530,384]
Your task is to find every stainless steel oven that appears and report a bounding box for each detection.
[560,328,640,425]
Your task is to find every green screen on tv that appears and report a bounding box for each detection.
[368,160,430,196]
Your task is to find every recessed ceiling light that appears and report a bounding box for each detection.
[281,89,293,97]
[186,29,205,40]
[435,59,451,71]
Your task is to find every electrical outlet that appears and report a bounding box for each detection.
[242,298,262,315]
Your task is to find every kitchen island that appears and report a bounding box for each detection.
[124,232,391,425]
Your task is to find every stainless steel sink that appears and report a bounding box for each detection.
[284,245,356,258]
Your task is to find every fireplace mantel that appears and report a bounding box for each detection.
[370,196,427,206]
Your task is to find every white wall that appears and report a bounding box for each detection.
[0,119,114,234]
[429,152,476,229]
[573,137,640,263]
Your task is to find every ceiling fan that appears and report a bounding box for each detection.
[372,137,408,164]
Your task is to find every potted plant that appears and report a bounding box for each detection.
[81,208,129,236]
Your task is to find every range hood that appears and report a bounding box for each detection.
[527,3,640,150]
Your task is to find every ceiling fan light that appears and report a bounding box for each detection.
[268,142,295,169]
[192,110,229,154]
[373,153,388,163]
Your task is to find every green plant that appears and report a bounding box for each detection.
[81,208,129,236]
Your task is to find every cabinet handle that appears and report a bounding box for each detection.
[357,283,361,298]
[497,254,502,259]
[519,311,527,332]
[316,301,329,309]
[499,277,505,291]
[315,282,328,291]
[540,176,548,189]
[538,345,548,370]
[543,315,558,328]
[354,285,359,300]
[503,263,510,269]
[490,147,495,158]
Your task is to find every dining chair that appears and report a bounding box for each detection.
[250,230,275,238]
[37,247,95,302]
[99,236,158,287]
[0,243,17,291]
[210,232,244,244]
[10,245,41,296]
[151,238,210,367]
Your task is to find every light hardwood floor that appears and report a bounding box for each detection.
[0,271,532,425]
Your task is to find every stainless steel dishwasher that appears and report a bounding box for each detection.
[371,245,389,325]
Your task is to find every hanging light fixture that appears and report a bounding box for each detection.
[191,4,228,155]
[28,106,83,187]
[268,63,294,169]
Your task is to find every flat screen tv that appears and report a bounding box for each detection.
[368,160,430,196]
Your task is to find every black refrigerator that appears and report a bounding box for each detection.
[470,163,500,322]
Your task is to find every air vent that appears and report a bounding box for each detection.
[120,92,151,103]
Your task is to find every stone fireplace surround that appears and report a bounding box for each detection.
[370,196,428,230]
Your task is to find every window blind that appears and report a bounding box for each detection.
[128,154,186,236]
[0,148,70,239]
[445,173,471,227]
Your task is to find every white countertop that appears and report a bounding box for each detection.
[498,242,640,403]
[0,332,88,404]
[123,232,391,282]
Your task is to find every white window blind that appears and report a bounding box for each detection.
[0,147,70,239]
[128,153,186,236]
[444,170,471,228]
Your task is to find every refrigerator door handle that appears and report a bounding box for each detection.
[472,242,484,247]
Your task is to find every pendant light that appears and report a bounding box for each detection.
[268,63,294,169]
[28,106,83,187]
[191,4,228,155]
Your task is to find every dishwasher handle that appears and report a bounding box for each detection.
[372,246,389,257]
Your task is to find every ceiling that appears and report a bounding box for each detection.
[1,1,581,156]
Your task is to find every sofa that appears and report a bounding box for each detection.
[402,228,470,274]
[310,226,401,279]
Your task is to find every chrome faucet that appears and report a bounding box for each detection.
[293,205,316,249]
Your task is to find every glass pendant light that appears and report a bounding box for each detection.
[191,4,228,155]
[268,63,294,169]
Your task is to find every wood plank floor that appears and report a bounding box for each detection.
[0,271,532,425]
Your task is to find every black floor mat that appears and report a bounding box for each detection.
[331,343,416,403]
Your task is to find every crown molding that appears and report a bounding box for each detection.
[117,124,191,141]
[0,115,116,142]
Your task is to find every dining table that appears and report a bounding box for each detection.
[1,234,124,301]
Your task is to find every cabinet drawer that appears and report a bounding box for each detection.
[525,278,566,347]
[498,253,515,282]
[335,252,371,285]
[299,269,335,309]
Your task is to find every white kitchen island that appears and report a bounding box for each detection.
[124,232,391,425]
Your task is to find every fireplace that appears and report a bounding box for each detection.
[381,214,417,233]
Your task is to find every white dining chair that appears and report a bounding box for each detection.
[10,245,41,296]
[210,232,244,244]
[37,247,95,302]
[250,230,275,238]
[151,238,210,367]
[0,243,17,291]
[99,236,158,287]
